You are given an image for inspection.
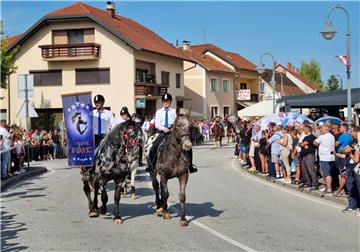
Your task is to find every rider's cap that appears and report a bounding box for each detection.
[161,93,172,101]
[120,106,130,115]
[94,94,105,103]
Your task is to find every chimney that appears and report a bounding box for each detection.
[182,40,191,50]
[288,63,295,72]
[175,39,179,48]
[106,1,116,18]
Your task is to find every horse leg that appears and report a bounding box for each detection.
[99,182,108,215]
[83,180,98,217]
[152,177,163,216]
[178,173,189,226]
[130,164,137,200]
[93,179,100,212]
[160,176,171,220]
[113,179,123,224]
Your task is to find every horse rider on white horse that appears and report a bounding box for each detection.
[146,93,198,174]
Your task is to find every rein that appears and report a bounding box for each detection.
[124,126,140,153]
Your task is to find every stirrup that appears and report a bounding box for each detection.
[189,164,198,173]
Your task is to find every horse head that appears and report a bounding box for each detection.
[123,120,143,164]
[173,109,192,151]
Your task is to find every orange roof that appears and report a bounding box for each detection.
[277,64,321,91]
[9,2,190,61]
[7,34,22,47]
[261,70,305,96]
[190,44,256,71]
[182,49,236,74]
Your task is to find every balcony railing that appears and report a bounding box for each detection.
[39,43,100,61]
[134,82,168,97]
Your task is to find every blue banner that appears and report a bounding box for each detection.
[61,92,94,166]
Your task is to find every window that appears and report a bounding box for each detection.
[210,78,218,92]
[161,71,170,85]
[176,73,181,88]
[30,70,62,86]
[211,106,219,118]
[136,69,148,83]
[76,68,110,84]
[223,106,230,117]
[260,83,265,94]
[223,79,230,92]
[240,83,247,90]
[68,30,84,44]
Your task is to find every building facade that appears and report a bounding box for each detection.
[5,2,189,129]
[183,43,258,119]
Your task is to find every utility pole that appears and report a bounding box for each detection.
[25,76,30,169]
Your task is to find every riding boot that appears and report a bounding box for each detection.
[187,149,198,173]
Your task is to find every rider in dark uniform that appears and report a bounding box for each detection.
[146,93,198,173]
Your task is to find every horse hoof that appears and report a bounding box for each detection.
[131,193,136,200]
[113,218,123,224]
[163,212,171,220]
[88,211,99,218]
[179,219,188,226]
[155,208,163,217]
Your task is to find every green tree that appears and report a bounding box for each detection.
[1,29,18,88]
[324,75,342,91]
[299,59,323,90]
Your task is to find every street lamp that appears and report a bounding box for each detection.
[334,74,343,89]
[257,53,276,113]
[320,3,352,127]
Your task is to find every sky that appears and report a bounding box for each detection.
[1,0,359,88]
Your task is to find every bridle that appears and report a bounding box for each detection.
[124,126,141,154]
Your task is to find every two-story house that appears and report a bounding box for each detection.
[5,2,190,129]
[182,43,258,119]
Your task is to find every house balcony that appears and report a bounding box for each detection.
[134,82,168,97]
[39,43,101,61]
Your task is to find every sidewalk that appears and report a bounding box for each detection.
[236,160,348,206]
[1,164,48,191]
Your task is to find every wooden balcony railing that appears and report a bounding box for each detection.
[39,43,100,61]
[134,82,168,96]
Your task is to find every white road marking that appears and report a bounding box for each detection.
[190,219,257,252]
[231,158,344,210]
[143,167,257,252]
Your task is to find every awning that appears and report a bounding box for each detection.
[278,88,360,108]
[238,100,279,118]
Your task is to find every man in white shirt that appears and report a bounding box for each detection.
[93,94,115,148]
[314,125,335,195]
[146,93,197,173]
[0,120,11,179]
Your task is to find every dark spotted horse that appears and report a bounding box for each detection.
[82,120,143,224]
[144,110,193,226]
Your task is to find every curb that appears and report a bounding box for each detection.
[236,161,347,206]
[1,166,48,192]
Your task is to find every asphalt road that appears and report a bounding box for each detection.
[1,145,359,252]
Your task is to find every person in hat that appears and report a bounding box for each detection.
[93,94,115,148]
[116,106,131,125]
[146,93,197,173]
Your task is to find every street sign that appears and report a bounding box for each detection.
[18,74,34,98]
[16,101,38,118]
[135,99,146,108]
[236,89,251,101]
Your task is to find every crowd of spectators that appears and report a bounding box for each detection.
[0,119,64,180]
[234,118,360,216]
